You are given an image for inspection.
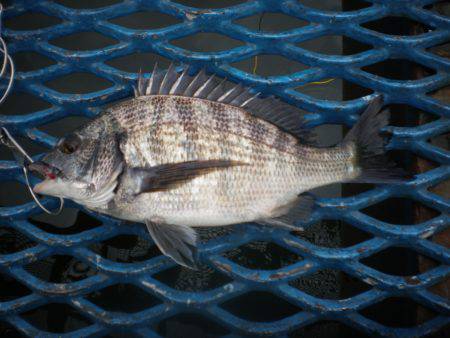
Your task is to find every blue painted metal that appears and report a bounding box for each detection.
[0,0,449,336]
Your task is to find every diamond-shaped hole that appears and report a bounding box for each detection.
[21,303,92,333]
[341,182,376,195]
[362,198,440,225]
[428,227,450,249]
[55,0,123,9]
[361,247,439,276]
[25,255,95,283]
[4,12,62,31]
[153,264,232,291]
[310,124,343,147]
[427,42,450,59]
[428,85,450,105]
[234,12,308,32]
[289,320,367,338]
[0,272,31,301]
[221,291,300,322]
[290,269,371,299]
[87,283,160,313]
[429,180,449,200]
[426,324,450,338]
[386,104,439,127]
[0,227,36,254]
[174,0,244,8]
[0,321,22,337]
[0,92,52,116]
[362,59,436,80]
[50,32,118,51]
[425,1,450,16]
[428,277,450,300]
[45,72,113,94]
[360,297,437,327]
[0,181,33,206]
[13,51,56,72]
[224,241,302,270]
[105,52,171,73]
[157,313,230,337]
[300,0,371,11]
[387,149,440,173]
[415,155,440,173]
[295,78,373,101]
[171,32,244,53]
[29,209,102,235]
[38,116,91,138]
[296,220,373,248]
[428,132,449,153]
[361,16,434,36]
[232,54,308,77]
[109,11,181,30]
[297,35,371,55]
[89,234,161,263]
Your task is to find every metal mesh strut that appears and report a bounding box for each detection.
[0,0,449,337]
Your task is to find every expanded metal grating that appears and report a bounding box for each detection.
[0,0,449,336]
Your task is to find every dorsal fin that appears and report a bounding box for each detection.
[135,64,314,143]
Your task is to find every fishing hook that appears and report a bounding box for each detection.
[0,127,64,215]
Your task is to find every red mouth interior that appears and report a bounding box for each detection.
[28,162,58,180]
[47,172,56,180]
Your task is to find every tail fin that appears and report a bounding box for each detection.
[343,96,409,183]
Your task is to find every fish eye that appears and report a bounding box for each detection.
[58,134,80,154]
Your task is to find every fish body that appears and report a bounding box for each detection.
[29,65,405,267]
[104,94,355,227]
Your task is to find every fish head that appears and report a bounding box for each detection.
[28,119,123,207]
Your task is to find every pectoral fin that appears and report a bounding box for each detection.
[145,220,199,269]
[129,160,246,194]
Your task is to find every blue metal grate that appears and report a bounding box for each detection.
[0,0,449,336]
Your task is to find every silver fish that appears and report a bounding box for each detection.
[28,64,406,268]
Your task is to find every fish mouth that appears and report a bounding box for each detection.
[28,161,63,180]
[27,161,67,196]
[27,161,64,195]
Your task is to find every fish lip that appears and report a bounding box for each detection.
[28,161,64,179]
[33,179,54,195]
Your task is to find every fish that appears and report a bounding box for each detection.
[28,64,406,268]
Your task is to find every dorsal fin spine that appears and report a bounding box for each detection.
[193,74,215,98]
[135,64,313,143]
[183,68,206,97]
[146,63,159,95]
[169,66,190,95]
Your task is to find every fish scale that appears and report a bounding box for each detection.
[30,65,405,268]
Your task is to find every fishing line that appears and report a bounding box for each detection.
[0,4,63,215]
[0,4,13,104]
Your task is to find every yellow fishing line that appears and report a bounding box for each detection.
[305,78,336,85]
[251,13,335,87]
[252,12,265,75]
[252,55,259,74]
